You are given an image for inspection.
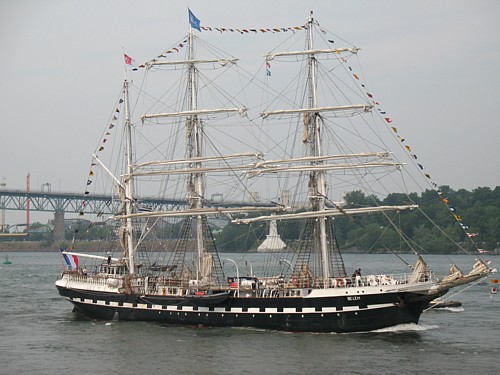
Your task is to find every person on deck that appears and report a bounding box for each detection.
[355,268,362,287]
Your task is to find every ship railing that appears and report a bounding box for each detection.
[157,276,183,287]
[251,288,303,298]
[133,276,186,295]
[135,276,187,295]
[331,271,437,288]
[62,271,112,286]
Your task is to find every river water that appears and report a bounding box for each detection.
[0,252,498,375]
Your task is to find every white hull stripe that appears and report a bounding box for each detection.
[70,297,396,314]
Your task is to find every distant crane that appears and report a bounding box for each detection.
[26,173,30,231]
[0,177,5,232]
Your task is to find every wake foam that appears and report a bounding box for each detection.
[371,323,439,333]
[441,306,464,313]
[426,306,464,313]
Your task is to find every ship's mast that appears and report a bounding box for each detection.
[187,26,205,275]
[306,11,330,283]
[139,27,247,283]
[123,79,136,273]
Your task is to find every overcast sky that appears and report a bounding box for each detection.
[1,0,499,224]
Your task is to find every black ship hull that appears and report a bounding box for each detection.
[56,285,440,333]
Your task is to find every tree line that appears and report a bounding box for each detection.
[215,186,500,254]
[11,185,499,255]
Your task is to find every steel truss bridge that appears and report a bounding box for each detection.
[0,188,189,216]
[0,188,270,221]
[0,188,272,240]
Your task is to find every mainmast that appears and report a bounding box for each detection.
[306,11,330,282]
[123,79,136,273]
[186,25,205,276]
[139,20,248,284]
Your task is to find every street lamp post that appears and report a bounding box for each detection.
[245,259,253,277]
[223,258,239,297]
[41,182,52,193]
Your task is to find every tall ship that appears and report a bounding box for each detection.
[56,11,492,333]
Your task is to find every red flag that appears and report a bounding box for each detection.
[123,53,137,68]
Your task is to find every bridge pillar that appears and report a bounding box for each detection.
[54,211,65,240]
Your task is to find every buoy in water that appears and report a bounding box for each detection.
[3,255,12,265]
[492,286,497,294]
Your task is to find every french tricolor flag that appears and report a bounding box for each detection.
[60,248,78,270]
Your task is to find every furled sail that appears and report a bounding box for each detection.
[257,220,286,252]
[409,255,431,283]
[441,264,463,283]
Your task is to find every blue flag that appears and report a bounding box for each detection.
[188,9,201,31]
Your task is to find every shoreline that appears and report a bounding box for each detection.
[0,241,498,255]
[0,241,100,253]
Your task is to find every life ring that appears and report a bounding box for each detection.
[336,278,345,287]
